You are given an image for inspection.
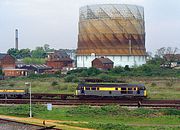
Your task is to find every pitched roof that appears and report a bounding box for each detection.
[19,64,52,70]
[55,50,69,58]
[95,57,113,64]
[48,50,73,61]
[0,53,7,60]
[31,64,52,69]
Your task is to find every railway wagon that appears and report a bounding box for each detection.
[76,83,147,99]
[0,89,28,98]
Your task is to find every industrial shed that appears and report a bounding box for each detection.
[18,64,52,74]
[92,57,114,70]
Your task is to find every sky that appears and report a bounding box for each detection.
[0,0,180,53]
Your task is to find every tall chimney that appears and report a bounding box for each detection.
[15,29,18,50]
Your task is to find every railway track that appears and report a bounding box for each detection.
[0,98,179,109]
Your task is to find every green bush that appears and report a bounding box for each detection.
[55,70,61,75]
[151,82,157,87]
[67,58,180,77]
[64,74,79,82]
[110,66,124,74]
[51,81,58,86]
[67,67,101,77]
[79,70,89,77]
[124,65,130,71]
[97,73,117,82]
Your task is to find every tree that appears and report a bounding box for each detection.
[164,47,179,62]
[155,47,166,58]
[19,49,31,58]
[155,47,179,64]
[7,48,19,59]
[44,44,50,52]
[31,47,46,58]
[124,65,130,71]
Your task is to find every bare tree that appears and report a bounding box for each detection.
[156,47,179,61]
[155,47,166,58]
[164,47,179,62]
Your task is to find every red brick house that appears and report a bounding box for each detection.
[0,53,16,69]
[46,50,73,70]
[92,57,114,70]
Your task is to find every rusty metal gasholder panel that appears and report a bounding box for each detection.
[77,4,146,56]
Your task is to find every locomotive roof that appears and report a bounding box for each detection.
[78,83,145,88]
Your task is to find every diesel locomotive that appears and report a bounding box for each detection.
[0,83,147,99]
[0,89,29,98]
[75,83,147,99]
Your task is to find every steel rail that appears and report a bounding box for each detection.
[0,99,179,108]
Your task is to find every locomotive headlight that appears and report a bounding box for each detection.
[144,90,147,97]
[75,90,78,95]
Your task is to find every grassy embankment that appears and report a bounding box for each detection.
[0,105,179,130]
[0,76,179,99]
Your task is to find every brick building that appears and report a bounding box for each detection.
[92,57,114,70]
[0,53,27,77]
[0,53,15,69]
[46,50,73,70]
[3,69,28,77]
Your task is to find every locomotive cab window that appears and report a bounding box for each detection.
[128,88,133,94]
[86,87,90,90]
[91,87,96,90]
[121,88,126,91]
[121,88,127,94]
[139,87,145,90]
[128,88,132,91]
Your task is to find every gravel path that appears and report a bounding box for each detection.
[0,119,44,130]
